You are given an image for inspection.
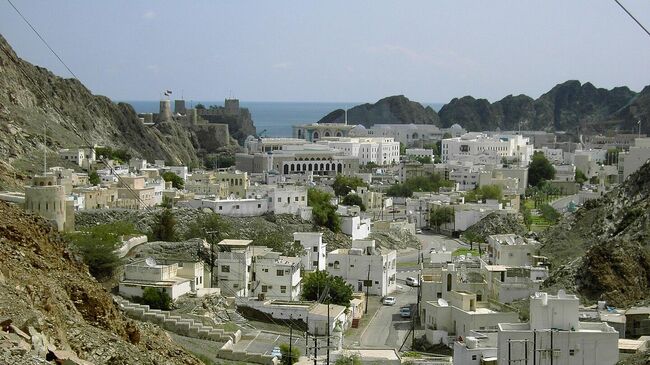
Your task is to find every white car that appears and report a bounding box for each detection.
[415,229,422,234]
[383,296,396,306]
[406,277,419,287]
[270,346,282,359]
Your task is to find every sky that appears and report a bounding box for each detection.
[1,0,649,103]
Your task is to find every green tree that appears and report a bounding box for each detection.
[204,154,235,169]
[399,142,406,155]
[308,188,341,232]
[521,203,532,230]
[66,221,139,280]
[414,156,432,164]
[151,208,178,241]
[332,175,367,197]
[335,354,362,365]
[195,103,206,110]
[161,171,185,189]
[429,206,454,232]
[575,169,587,185]
[279,343,300,365]
[386,173,453,197]
[301,271,353,306]
[341,194,366,211]
[540,204,560,223]
[89,171,100,186]
[141,287,172,310]
[528,151,555,187]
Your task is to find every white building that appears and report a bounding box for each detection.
[251,251,302,301]
[317,137,401,166]
[59,147,96,169]
[216,239,253,297]
[327,240,396,296]
[487,234,537,267]
[497,291,619,365]
[338,205,371,240]
[621,137,650,180]
[118,258,204,301]
[442,133,533,167]
[537,147,564,164]
[294,232,327,272]
[422,290,520,344]
[356,123,465,146]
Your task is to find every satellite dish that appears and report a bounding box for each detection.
[145,257,157,267]
[438,298,449,307]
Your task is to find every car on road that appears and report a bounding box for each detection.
[382,296,396,306]
[400,306,411,318]
[270,346,282,359]
[405,276,419,287]
[415,229,422,234]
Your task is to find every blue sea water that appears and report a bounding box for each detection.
[124,100,444,137]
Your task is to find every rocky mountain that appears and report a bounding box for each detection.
[541,161,650,307]
[438,80,644,133]
[317,95,440,127]
[0,201,202,364]
[317,81,649,134]
[0,34,228,189]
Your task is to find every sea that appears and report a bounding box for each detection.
[124,100,444,138]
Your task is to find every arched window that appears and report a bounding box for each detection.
[308,164,313,171]
[337,163,343,173]
[336,131,342,137]
[324,131,331,137]
[284,165,289,174]
[303,163,307,171]
[447,273,452,292]
[290,164,295,172]
[313,131,320,140]
[320,163,324,171]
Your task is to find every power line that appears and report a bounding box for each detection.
[613,0,650,38]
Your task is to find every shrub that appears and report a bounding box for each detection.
[141,287,172,310]
[161,171,184,189]
[279,343,300,365]
[341,194,366,211]
[308,188,340,232]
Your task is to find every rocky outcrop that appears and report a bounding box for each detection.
[438,80,643,133]
[541,161,650,306]
[462,212,527,243]
[318,95,440,127]
[0,201,202,364]
[0,34,203,189]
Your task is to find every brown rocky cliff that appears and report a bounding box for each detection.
[0,34,201,189]
[0,200,202,364]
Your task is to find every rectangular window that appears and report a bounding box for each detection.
[277,269,284,276]
[218,206,223,210]
[277,197,281,202]
[313,261,318,266]
[301,196,305,201]
[295,196,299,202]
[221,265,230,273]
[569,350,575,356]
[258,204,262,208]
[280,286,287,293]
[262,285,268,292]
[313,246,318,252]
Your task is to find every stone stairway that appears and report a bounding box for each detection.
[115,297,241,344]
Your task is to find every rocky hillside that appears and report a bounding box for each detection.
[317,95,440,127]
[0,201,202,364]
[75,207,420,251]
[438,80,644,133]
[541,161,650,307]
[0,34,203,189]
[461,212,527,243]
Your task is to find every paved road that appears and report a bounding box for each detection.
[356,233,463,348]
[359,284,417,348]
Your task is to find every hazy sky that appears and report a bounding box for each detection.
[1,0,649,103]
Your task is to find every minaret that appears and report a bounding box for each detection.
[344,108,348,125]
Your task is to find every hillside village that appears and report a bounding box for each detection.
[1,95,650,365]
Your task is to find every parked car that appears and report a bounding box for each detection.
[400,306,411,318]
[406,276,419,287]
[383,296,396,306]
[270,346,282,359]
[415,229,423,234]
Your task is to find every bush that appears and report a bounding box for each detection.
[161,171,184,189]
[89,171,100,186]
[332,175,367,197]
[308,188,340,232]
[429,206,454,231]
[335,354,362,365]
[141,287,172,310]
[341,194,366,211]
[66,221,139,281]
[540,204,560,223]
[528,152,555,187]
[279,343,300,365]
[151,208,178,241]
[301,271,353,306]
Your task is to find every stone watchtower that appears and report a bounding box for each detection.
[24,175,72,232]
[224,98,240,115]
[174,99,186,115]
[159,100,173,122]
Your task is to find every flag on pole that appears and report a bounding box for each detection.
[164,90,172,96]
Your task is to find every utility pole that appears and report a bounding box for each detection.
[365,260,371,314]
[313,334,318,365]
[205,230,220,287]
[289,315,293,365]
[326,303,330,365]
